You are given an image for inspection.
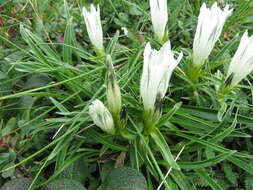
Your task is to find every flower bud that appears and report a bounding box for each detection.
[226,31,253,88]
[82,4,104,52]
[149,0,168,42]
[193,3,232,67]
[106,55,122,117]
[89,99,115,135]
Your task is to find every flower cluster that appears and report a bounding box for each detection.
[84,2,253,133]
[83,2,182,133]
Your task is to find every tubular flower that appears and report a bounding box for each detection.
[82,4,104,52]
[226,31,253,87]
[193,3,232,67]
[106,55,122,117]
[89,99,115,135]
[140,41,183,126]
[149,0,168,42]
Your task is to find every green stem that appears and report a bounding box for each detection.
[217,85,233,100]
[114,114,122,129]
[143,111,157,135]
[186,63,202,83]
[94,48,105,58]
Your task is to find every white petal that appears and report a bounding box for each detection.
[140,40,183,113]
[82,4,104,51]
[193,3,232,66]
[89,99,115,134]
[149,0,168,40]
[227,31,253,86]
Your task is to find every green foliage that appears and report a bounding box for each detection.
[223,163,237,186]
[245,174,253,190]
[0,178,31,190]
[0,0,253,190]
[102,167,147,190]
[60,158,89,183]
[46,178,86,190]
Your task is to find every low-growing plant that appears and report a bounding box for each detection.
[0,0,253,190]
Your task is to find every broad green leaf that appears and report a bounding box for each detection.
[102,167,147,190]
[46,178,86,190]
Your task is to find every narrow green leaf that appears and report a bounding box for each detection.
[195,169,223,190]
[178,151,235,169]
[150,128,180,170]
[158,102,182,127]
[228,156,253,175]
[106,30,120,55]
[87,129,128,151]
[63,18,74,65]
[173,131,253,158]
[210,113,237,143]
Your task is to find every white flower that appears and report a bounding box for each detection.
[193,3,232,66]
[140,41,183,116]
[226,31,253,87]
[89,99,115,134]
[149,0,168,41]
[106,55,122,116]
[82,4,103,51]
